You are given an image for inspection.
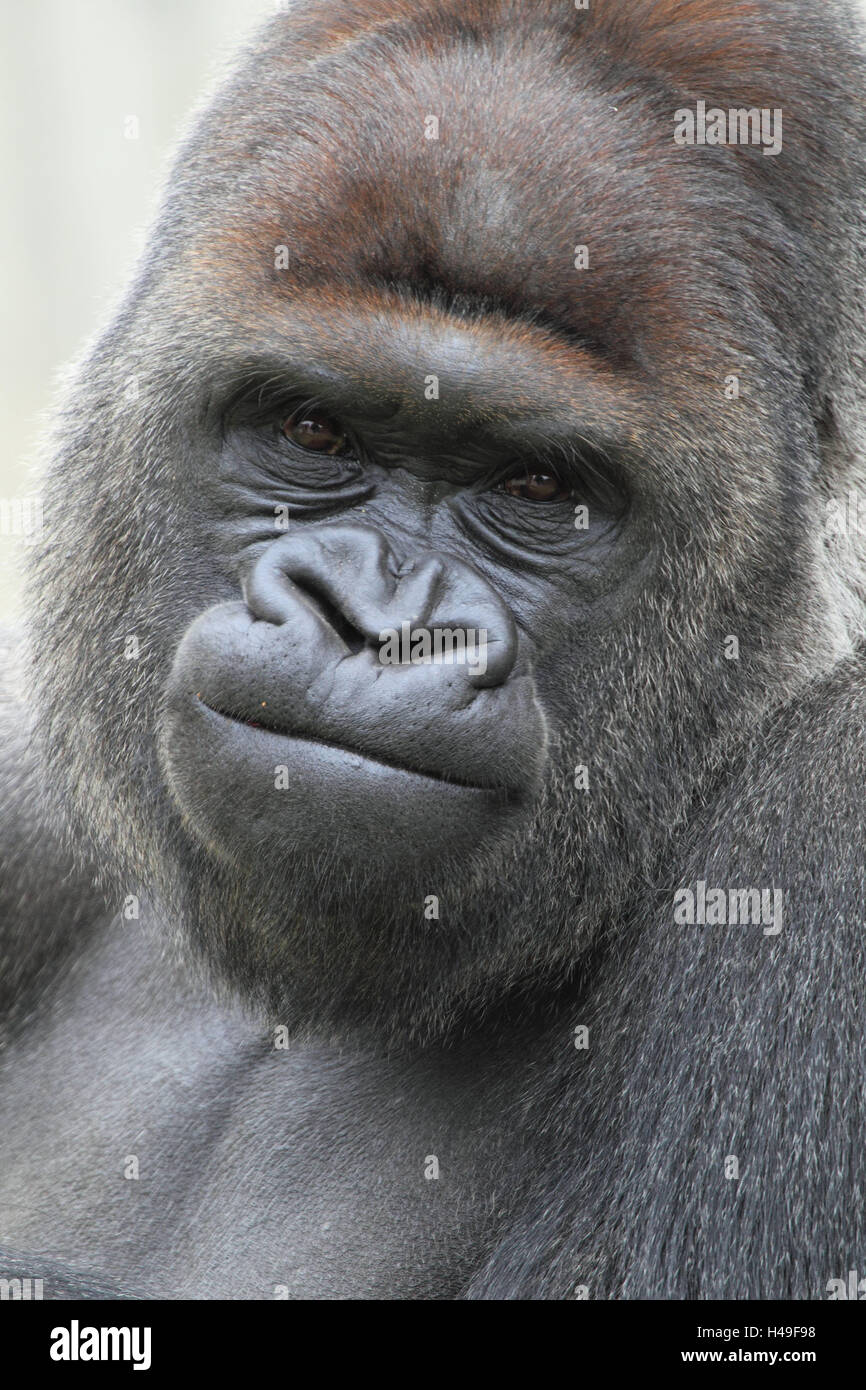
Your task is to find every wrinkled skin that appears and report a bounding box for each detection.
[1,0,866,1299]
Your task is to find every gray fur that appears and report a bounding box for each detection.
[1,0,865,1299]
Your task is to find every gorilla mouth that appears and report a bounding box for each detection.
[160,586,544,869]
[196,696,516,797]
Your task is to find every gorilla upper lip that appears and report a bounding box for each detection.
[196,695,519,797]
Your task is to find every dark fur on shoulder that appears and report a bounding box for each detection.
[1,0,865,1299]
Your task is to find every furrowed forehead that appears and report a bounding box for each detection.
[173,36,734,370]
[158,0,858,383]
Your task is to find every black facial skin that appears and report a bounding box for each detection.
[162,365,630,874]
[141,317,658,1038]
[1,0,866,1302]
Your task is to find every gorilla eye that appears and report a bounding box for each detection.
[282,409,348,455]
[501,470,571,502]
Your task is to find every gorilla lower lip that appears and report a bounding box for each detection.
[197,697,514,796]
[161,690,530,869]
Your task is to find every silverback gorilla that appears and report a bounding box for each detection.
[1,0,866,1301]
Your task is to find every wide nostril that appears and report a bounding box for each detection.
[242,529,519,687]
[292,577,367,654]
[387,555,416,580]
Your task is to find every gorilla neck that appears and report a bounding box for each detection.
[163,825,591,1049]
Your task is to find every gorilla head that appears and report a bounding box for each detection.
[26,0,866,1043]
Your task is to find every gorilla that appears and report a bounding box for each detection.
[1,0,865,1301]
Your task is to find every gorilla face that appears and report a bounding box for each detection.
[28,1,860,1040]
[148,300,651,1034]
[160,312,639,877]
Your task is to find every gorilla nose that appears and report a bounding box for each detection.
[241,524,518,689]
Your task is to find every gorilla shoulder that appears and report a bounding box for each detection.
[0,626,110,1030]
